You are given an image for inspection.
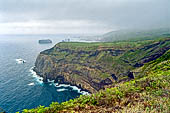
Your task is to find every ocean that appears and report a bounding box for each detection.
[0,35,86,113]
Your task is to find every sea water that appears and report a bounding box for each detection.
[0,35,87,113]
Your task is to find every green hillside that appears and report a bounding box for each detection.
[21,37,170,113]
[34,37,170,93]
[100,28,170,42]
[22,47,170,113]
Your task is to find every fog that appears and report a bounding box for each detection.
[0,0,169,34]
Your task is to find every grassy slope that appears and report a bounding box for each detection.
[22,45,170,113]
[101,28,170,42]
[41,38,170,80]
[38,39,157,92]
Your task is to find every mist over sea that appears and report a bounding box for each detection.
[0,35,85,112]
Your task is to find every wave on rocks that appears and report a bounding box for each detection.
[16,58,26,64]
[29,67,43,84]
[56,88,68,92]
[47,80,89,95]
[55,84,89,95]
[28,82,35,86]
[29,67,89,95]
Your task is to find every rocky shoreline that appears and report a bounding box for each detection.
[34,39,170,93]
[33,65,91,94]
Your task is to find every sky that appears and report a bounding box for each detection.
[0,0,169,35]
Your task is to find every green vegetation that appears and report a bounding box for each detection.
[23,36,170,113]
[22,48,170,113]
[39,38,158,93]
[101,28,170,42]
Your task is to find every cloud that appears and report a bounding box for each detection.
[0,0,169,34]
[0,20,113,34]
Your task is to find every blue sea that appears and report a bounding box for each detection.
[0,35,86,113]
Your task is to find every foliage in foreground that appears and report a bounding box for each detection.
[21,50,170,113]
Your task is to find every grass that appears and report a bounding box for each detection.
[55,40,153,51]
[21,48,170,113]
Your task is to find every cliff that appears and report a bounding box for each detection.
[33,38,170,93]
[23,45,170,113]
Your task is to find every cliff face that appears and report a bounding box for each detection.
[34,38,170,93]
[34,45,125,93]
[24,49,170,113]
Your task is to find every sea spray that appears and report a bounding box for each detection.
[29,67,43,85]
[15,58,26,64]
[27,82,35,86]
[29,67,89,95]
[56,88,68,92]
[55,84,89,95]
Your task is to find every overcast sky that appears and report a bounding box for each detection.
[0,0,169,35]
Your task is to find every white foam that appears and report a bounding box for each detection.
[29,67,43,84]
[70,86,89,95]
[55,84,71,88]
[57,88,68,92]
[70,86,81,92]
[54,83,59,86]
[28,82,35,86]
[80,91,89,95]
[16,58,26,64]
[29,67,89,95]
[47,79,55,83]
[54,84,89,95]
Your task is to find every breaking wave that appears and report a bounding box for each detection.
[15,58,26,64]
[56,88,68,92]
[28,82,35,86]
[55,84,89,95]
[29,67,89,95]
[29,67,43,85]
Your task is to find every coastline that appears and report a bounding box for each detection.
[30,67,90,95]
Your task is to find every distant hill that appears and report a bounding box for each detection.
[100,28,170,42]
